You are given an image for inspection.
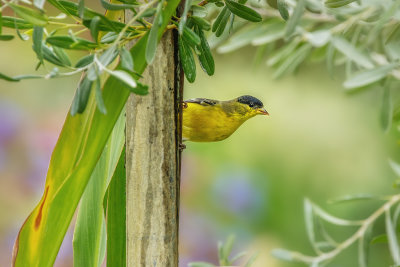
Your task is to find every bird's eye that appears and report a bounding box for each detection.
[249,103,254,108]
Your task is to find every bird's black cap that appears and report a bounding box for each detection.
[237,95,263,108]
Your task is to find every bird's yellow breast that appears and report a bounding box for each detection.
[182,102,251,142]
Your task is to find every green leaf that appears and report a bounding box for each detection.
[179,36,196,83]
[277,0,289,20]
[106,149,126,267]
[191,16,211,31]
[385,210,400,265]
[32,26,44,63]
[0,72,20,82]
[195,26,215,75]
[305,30,331,47]
[71,77,93,115]
[42,45,66,66]
[100,0,137,10]
[343,64,397,89]
[53,47,72,66]
[285,0,305,38]
[95,78,107,114]
[76,54,94,68]
[0,35,14,41]
[34,0,46,9]
[380,84,392,132]
[251,22,285,46]
[178,0,192,34]
[120,47,134,71]
[106,70,137,89]
[182,26,201,47]
[0,9,2,35]
[9,4,48,26]
[212,6,231,37]
[11,0,180,264]
[331,37,373,69]
[1,16,33,29]
[325,0,357,8]
[146,2,163,64]
[222,235,235,264]
[389,159,400,177]
[225,0,262,22]
[90,16,101,42]
[78,0,85,18]
[73,110,125,267]
[328,194,381,204]
[270,249,295,262]
[244,252,259,267]
[46,36,98,50]
[304,199,318,252]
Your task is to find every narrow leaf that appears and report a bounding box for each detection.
[325,0,357,8]
[100,0,137,10]
[78,0,85,18]
[277,0,289,20]
[182,26,201,47]
[285,0,305,38]
[70,77,93,115]
[46,36,98,50]
[195,26,214,75]
[179,36,196,83]
[332,37,373,69]
[191,16,211,31]
[146,2,162,64]
[90,16,101,42]
[212,6,230,37]
[107,70,137,89]
[188,262,216,267]
[32,26,44,63]
[385,209,400,265]
[0,35,14,40]
[2,16,33,29]
[0,72,20,82]
[178,0,192,34]
[343,64,397,89]
[75,54,94,68]
[225,0,262,22]
[53,47,72,66]
[120,47,134,71]
[95,78,107,114]
[9,4,48,26]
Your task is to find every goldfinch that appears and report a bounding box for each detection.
[182,95,268,142]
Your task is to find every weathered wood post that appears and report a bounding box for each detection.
[125,7,183,266]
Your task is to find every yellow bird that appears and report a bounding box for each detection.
[182,95,268,142]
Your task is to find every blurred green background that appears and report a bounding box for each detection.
[1,26,400,266]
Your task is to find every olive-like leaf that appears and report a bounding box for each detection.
[90,16,101,42]
[0,72,20,82]
[42,45,65,66]
[53,46,71,66]
[179,37,196,83]
[325,0,357,8]
[0,35,14,41]
[146,2,163,64]
[71,76,93,116]
[34,0,46,10]
[75,54,94,68]
[9,3,48,26]
[78,0,85,18]
[2,16,33,29]
[120,47,134,71]
[100,0,137,10]
[32,26,44,63]
[191,16,211,31]
[213,7,231,37]
[195,26,214,75]
[343,64,397,89]
[46,36,98,50]
[95,78,107,114]
[182,26,201,47]
[332,37,373,69]
[277,0,289,20]
[285,0,305,38]
[178,0,192,34]
[225,0,262,22]
[385,210,400,265]
[106,69,137,89]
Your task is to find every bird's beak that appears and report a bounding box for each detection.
[256,108,269,115]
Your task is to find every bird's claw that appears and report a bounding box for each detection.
[179,143,186,151]
[182,102,188,109]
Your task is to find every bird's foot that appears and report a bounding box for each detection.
[182,102,188,109]
[179,143,186,151]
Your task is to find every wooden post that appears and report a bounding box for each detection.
[125,15,183,267]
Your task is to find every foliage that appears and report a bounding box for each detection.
[2,0,400,265]
[272,160,400,267]
[188,235,259,267]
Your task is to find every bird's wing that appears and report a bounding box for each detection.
[184,98,218,106]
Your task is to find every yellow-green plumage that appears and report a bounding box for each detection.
[182,96,268,142]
